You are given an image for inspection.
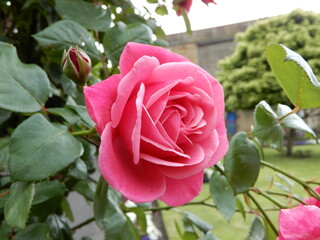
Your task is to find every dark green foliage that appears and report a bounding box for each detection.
[218,9,320,111]
[0,0,165,238]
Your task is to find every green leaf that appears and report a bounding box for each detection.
[0,222,10,240]
[0,137,10,173]
[31,195,64,222]
[33,180,66,205]
[66,104,95,127]
[103,22,153,65]
[47,63,77,97]
[209,171,236,221]
[14,223,51,240]
[263,218,277,240]
[236,197,246,220]
[155,5,168,16]
[247,216,265,240]
[266,44,320,109]
[55,0,111,31]
[127,206,147,234]
[0,42,50,113]
[275,173,294,188]
[68,158,88,180]
[277,104,317,140]
[72,180,96,201]
[60,197,74,222]
[182,211,213,233]
[33,20,100,64]
[175,220,183,238]
[224,132,261,194]
[274,182,290,193]
[182,232,198,240]
[47,107,81,125]
[0,109,11,125]
[46,214,73,240]
[252,101,283,150]
[93,177,139,240]
[4,182,35,228]
[202,232,220,240]
[0,189,10,208]
[9,114,83,181]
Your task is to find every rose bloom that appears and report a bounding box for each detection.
[277,205,320,240]
[84,42,228,206]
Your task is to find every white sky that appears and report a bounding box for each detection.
[132,0,320,35]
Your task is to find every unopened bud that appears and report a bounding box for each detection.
[62,46,91,86]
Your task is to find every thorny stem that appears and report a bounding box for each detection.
[250,188,288,209]
[213,164,225,176]
[79,135,100,148]
[266,191,306,205]
[0,190,10,198]
[247,192,278,236]
[261,160,320,200]
[144,200,216,212]
[71,127,96,136]
[71,217,95,232]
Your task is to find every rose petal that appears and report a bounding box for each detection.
[278,205,320,240]
[205,118,229,167]
[141,135,189,159]
[84,75,121,135]
[148,62,213,98]
[118,83,145,164]
[159,171,204,206]
[210,77,226,123]
[145,79,182,109]
[111,56,159,127]
[161,109,181,142]
[120,42,189,76]
[99,123,166,202]
[141,106,178,150]
[141,143,204,167]
[158,129,220,179]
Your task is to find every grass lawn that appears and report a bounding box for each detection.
[160,144,320,240]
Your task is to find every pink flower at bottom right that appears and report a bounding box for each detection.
[277,186,320,240]
[277,205,320,240]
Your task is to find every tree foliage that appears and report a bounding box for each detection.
[218,9,320,111]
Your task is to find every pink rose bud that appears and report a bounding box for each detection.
[173,0,192,16]
[62,46,91,86]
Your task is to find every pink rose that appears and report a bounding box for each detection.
[84,42,228,206]
[277,205,320,240]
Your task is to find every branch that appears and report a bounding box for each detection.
[71,127,96,136]
[71,217,95,232]
[261,160,320,200]
[247,192,278,236]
